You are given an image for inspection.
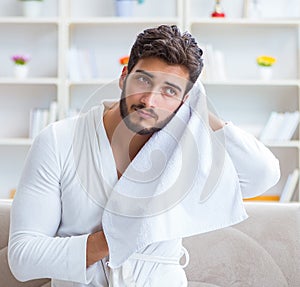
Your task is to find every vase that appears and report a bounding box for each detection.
[259,66,273,80]
[14,65,29,79]
[22,1,43,17]
[115,0,134,17]
[247,0,262,19]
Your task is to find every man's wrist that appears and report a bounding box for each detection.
[86,231,109,267]
[208,111,226,131]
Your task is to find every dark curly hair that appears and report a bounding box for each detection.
[127,25,203,92]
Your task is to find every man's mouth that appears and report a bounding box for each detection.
[134,107,157,120]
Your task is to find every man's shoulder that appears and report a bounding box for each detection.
[50,116,78,139]
[51,106,101,132]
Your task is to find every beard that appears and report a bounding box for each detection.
[119,82,182,135]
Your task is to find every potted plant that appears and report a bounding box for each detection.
[19,0,44,18]
[115,0,145,17]
[11,54,30,79]
[256,55,276,80]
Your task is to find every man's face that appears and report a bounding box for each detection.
[120,57,190,135]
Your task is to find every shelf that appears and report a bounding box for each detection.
[70,79,300,87]
[0,17,59,24]
[0,78,59,85]
[202,80,299,87]
[244,201,300,206]
[0,199,13,204]
[189,18,300,26]
[68,79,117,86]
[68,17,180,25]
[262,140,300,148]
[0,138,33,146]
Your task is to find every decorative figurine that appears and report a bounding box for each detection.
[211,0,225,18]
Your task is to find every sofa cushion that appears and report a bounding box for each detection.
[183,203,300,287]
[188,282,220,287]
[184,228,288,287]
[0,200,11,249]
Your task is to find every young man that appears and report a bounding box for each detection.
[8,25,280,286]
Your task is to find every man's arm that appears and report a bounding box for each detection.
[209,112,280,198]
[8,124,106,284]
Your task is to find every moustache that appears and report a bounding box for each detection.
[131,105,159,120]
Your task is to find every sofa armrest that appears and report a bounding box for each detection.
[0,247,50,287]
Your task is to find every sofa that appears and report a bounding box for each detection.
[1,199,300,287]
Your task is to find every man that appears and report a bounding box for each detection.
[8,25,280,286]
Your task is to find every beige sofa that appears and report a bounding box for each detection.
[1,199,300,287]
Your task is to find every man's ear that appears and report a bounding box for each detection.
[119,66,128,90]
[183,94,189,102]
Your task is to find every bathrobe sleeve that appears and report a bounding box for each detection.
[8,124,95,284]
[214,122,280,198]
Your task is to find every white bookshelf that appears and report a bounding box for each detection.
[1,0,300,202]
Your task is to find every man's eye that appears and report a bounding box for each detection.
[163,87,177,97]
[137,76,150,85]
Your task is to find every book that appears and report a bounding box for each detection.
[277,111,300,140]
[29,102,59,139]
[280,169,299,202]
[68,47,81,81]
[243,195,280,202]
[48,101,58,124]
[259,111,300,141]
[29,108,42,139]
[259,111,281,141]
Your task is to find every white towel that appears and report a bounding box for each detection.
[98,82,248,269]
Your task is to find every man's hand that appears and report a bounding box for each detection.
[86,230,109,267]
[208,111,226,131]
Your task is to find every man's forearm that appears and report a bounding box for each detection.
[86,230,109,267]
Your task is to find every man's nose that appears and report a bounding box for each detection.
[140,89,159,107]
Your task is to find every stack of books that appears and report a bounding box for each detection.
[29,101,58,139]
[259,111,300,141]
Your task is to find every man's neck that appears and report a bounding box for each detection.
[103,102,152,164]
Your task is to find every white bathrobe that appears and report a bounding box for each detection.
[8,87,280,286]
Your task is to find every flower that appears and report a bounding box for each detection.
[11,54,30,65]
[256,56,276,67]
[119,55,129,66]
